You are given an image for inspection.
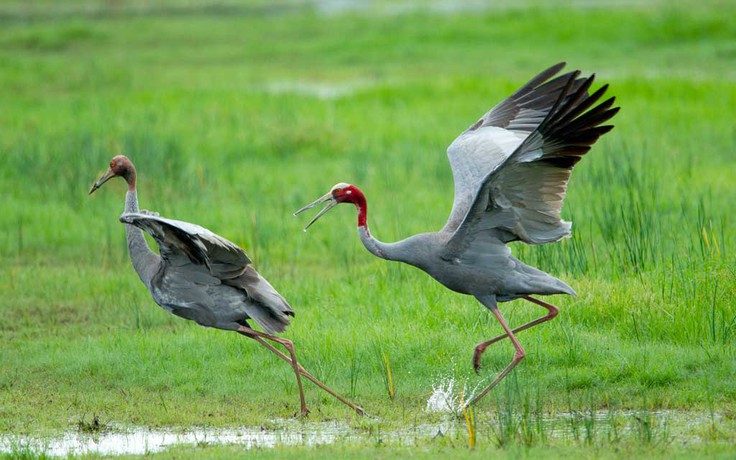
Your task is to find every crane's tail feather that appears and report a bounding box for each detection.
[229,266,295,335]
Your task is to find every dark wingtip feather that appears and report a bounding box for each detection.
[597,124,615,135]
[528,62,567,87]
[531,70,619,161]
[549,74,595,126]
[541,155,582,168]
[508,62,569,101]
[542,70,581,129]
[548,61,567,74]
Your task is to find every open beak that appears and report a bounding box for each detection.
[89,168,116,195]
[293,192,337,231]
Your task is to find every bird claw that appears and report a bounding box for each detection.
[299,407,311,418]
[472,351,483,374]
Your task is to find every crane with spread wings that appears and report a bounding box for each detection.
[295,63,619,405]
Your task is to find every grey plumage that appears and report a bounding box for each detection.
[90,155,364,416]
[295,62,619,406]
[118,212,293,335]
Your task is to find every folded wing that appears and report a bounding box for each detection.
[120,212,293,334]
[120,212,251,277]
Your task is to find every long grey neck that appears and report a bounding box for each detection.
[124,190,160,289]
[358,226,399,261]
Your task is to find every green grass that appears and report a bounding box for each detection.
[1,0,735,457]
[108,442,736,460]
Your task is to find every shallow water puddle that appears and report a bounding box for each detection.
[0,420,357,457]
[0,420,464,457]
[0,410,721,457]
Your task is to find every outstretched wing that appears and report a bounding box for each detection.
[120,212,251,280]
[444,70,619,258]
[443,62,591,233]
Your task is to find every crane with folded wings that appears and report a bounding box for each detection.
[90,155,364,416]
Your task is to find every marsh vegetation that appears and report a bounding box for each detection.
[0,0,734,457]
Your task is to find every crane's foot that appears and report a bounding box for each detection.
[354,406,366,417]
[299,407,311,418]
[472,343,488,374]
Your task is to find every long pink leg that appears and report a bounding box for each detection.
[472,295,559,373]
[237,326,365,416]
[466,302,526,406]
[237,326,309,416]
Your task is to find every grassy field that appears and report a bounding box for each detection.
[1,0,735,457]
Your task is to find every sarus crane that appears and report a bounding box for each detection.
[90,155,364,416]
[295,63,619,406]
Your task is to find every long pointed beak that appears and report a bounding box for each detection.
[89,168,115,195]
[293,192,337,231]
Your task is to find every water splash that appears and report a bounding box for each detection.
[425,374,486,414]
[425,377,461,414]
